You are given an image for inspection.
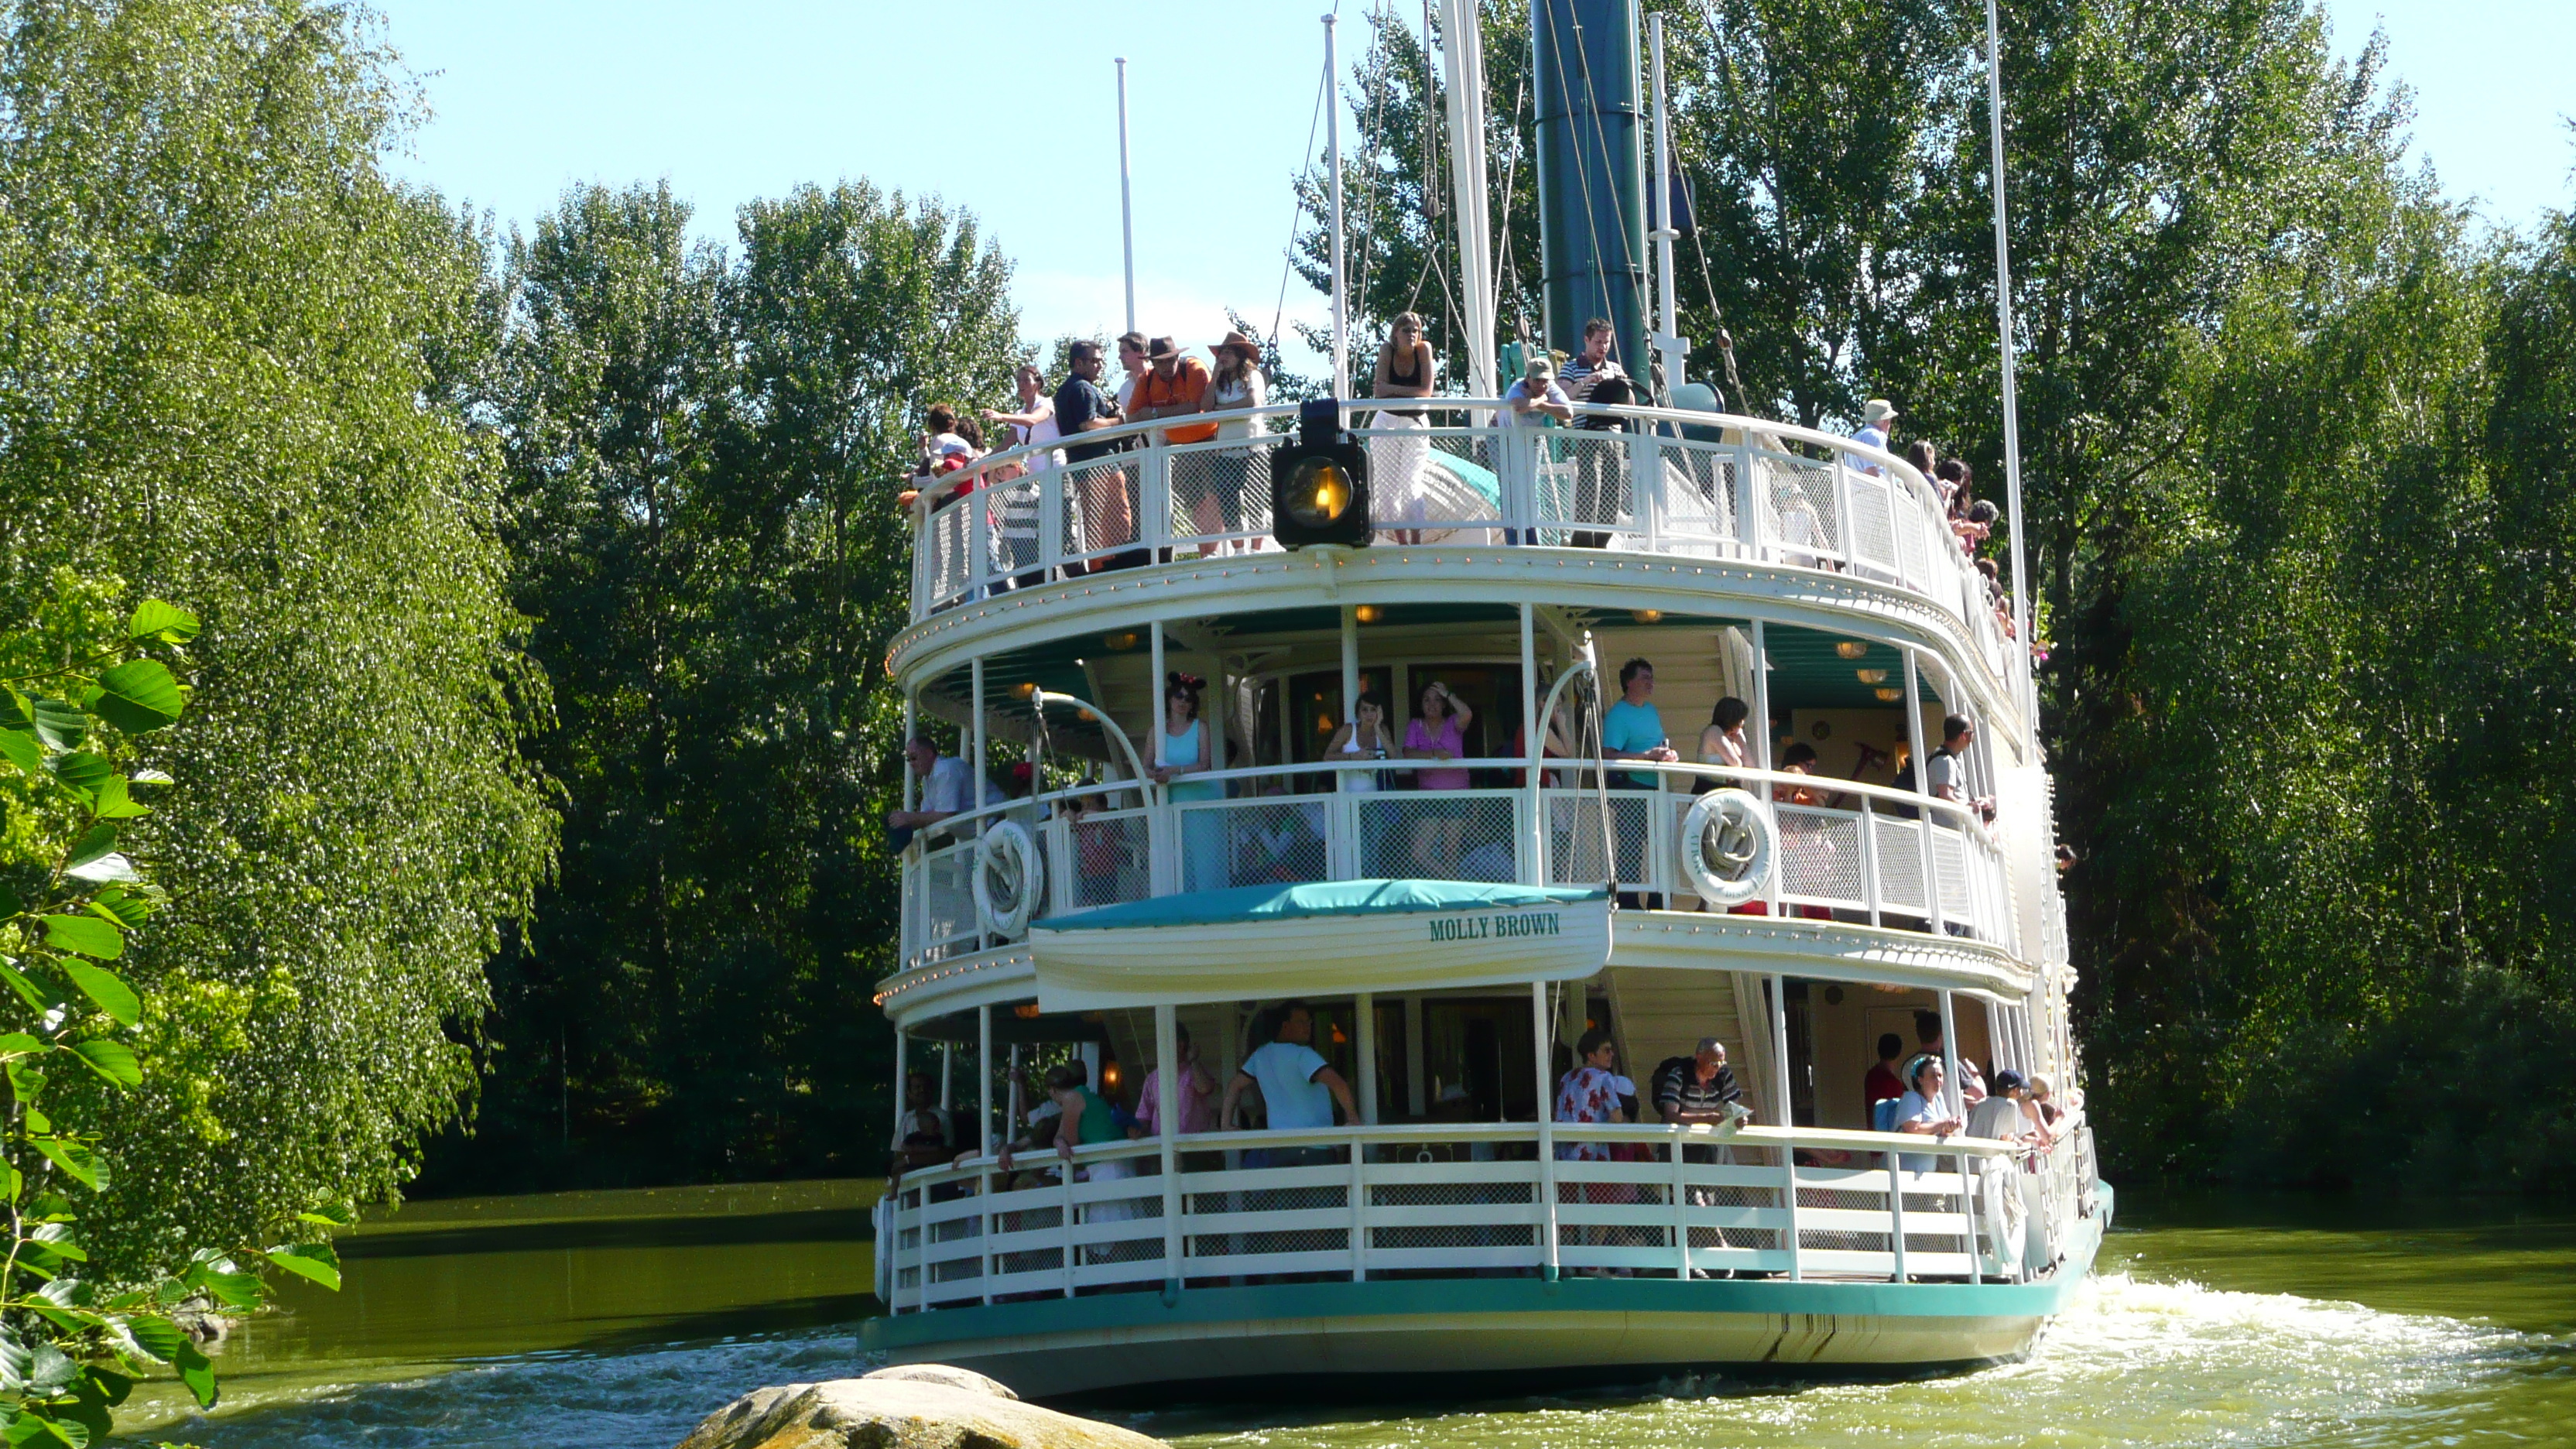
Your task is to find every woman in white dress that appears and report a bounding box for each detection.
[1370,312,1437,544]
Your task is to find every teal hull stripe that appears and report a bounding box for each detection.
[865,1263,2088,1352]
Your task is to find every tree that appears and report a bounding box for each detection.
[430,180,1023,1190]
[0,0,555,1273]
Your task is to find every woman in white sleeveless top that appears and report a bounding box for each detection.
[1322,692,1391,873]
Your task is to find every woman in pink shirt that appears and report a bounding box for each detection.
[1402,680,1476,877]
[1130,1024,1218,1139]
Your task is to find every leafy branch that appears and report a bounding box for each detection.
[0,595,347,1446]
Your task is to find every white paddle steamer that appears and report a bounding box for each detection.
[865,0,2102,1396]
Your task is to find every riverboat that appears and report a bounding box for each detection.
[864,0,2103,1398]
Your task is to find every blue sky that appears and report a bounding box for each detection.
[372,2,2572,361]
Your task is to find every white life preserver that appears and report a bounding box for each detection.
[1679,788,1773,906]
[973,820,1040,938]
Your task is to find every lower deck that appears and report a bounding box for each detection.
[865,1193,2106,1397]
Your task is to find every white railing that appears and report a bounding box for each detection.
[910,402,2016,685]
[896,759,2017,972]
[880,1117,2092,1314]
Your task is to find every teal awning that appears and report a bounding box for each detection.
[1028,880,1615,1010]
[1035,879,1609,933]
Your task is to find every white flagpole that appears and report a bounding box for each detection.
[1329,12,1349,394]
[1325,12,1350,399]
[1116,57,1137,336]
[1984,0,2033,717]
[1440,0,1497,401]
[1647,13,1686,404]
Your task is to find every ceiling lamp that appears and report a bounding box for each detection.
[1104,632,1140,651]
[1875,687,1904,703]
[1631,608,1664,624]
[1855,668,1888,685]
[1355,605,1383,624]
[1835,641,1869,659]
[1077,709,1098,722]
[1011,681,1039,700]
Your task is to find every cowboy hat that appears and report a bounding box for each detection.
[1212,330,1262,362]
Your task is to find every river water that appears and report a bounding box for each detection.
[125,1184,2576,1448]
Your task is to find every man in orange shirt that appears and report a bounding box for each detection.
[1132,337,1217,445]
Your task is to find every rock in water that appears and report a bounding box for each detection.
[674,1366,1167,1449]
[858,1365,1020,1400]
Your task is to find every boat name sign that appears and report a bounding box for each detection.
[1427,909,1564,944]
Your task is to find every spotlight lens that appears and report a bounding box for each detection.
[1287,458,1352,527]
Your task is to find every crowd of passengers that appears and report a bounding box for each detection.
[888,999,2072,1269]
[897,319,2026,643]
[885,663,1999,899]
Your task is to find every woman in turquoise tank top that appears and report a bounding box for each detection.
[1040,1062,1139,1244]
[1150,673,1228,889]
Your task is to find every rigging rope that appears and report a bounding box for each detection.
[1272,57,1331,365]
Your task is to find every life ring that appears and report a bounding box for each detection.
[973,820,1040,938]
[1680,788,1773,906]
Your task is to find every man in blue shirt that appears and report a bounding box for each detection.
[1601,657,1678,789]
[1224,1000,1358,1166]
[1052,340,1124,464]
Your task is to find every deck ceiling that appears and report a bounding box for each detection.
[916,604,1943,751]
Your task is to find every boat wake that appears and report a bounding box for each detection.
[142,1270,2567,1449]
[1142,1272,2557,1449]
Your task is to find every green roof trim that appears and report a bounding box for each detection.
[1032,879,1609,933]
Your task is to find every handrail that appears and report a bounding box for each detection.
[920,397,1941,509]
[903,1116,2026,1193]
[906,397,2024,711]
[968,756,1984,826]
[903,752,1994,858]
[896,750,2015,971]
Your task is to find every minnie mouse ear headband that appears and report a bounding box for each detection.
[1165,671,1205,692]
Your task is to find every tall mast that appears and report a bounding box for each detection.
[1115,57,1137,336]
[1646,12,1686,402]
[1984,0,2033,715]
[1325,12,1351,398]
[1440,0,1498,399]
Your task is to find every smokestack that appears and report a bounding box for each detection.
[1531,0,1646,371]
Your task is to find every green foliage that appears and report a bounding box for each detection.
[1318,2,2576,1184]
[0,0,554,1276]
[415,179,1022,1191]
[0,592,346,1439]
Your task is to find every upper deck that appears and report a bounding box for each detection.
[903,400,2026,715]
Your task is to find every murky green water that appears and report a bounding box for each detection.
[132,1184,2576,1448]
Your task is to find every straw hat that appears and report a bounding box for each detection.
[1861,398,1899,425]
